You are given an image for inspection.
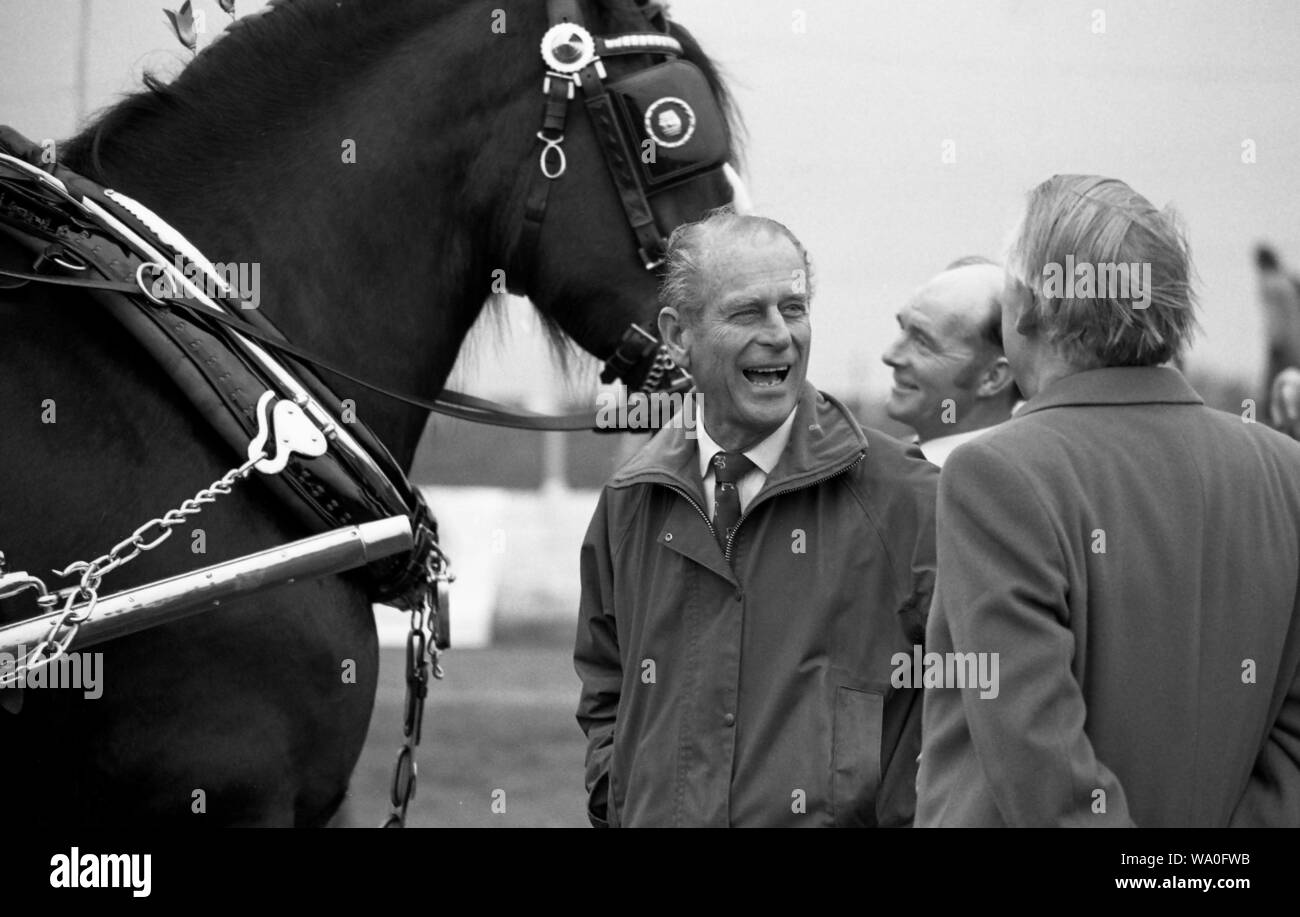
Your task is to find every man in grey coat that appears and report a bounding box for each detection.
[575,210,937,827]
[917,174,1300,826]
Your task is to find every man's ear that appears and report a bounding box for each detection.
[976,355,1016,399]
[657,306,692,372]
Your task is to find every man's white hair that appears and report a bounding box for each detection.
[658,207,813,325]
[1006,174,1199,367]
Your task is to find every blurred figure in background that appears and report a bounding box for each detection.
[1272,366,1300,437]
[917,174,1300,827]
[882,256,1021,467]
[1258,245,1300,438]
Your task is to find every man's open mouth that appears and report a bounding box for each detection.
[743,365,790,387]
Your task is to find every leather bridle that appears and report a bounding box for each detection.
[507,0,733,400]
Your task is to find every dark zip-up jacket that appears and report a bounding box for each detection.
[574,382,938,826]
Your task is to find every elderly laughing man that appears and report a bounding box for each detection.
[574,210,937,827]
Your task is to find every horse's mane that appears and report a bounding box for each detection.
[64,0,444,179]
[65,0,740,177]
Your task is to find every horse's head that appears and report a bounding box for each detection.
[494,0,744,395]
[57,0,742,419]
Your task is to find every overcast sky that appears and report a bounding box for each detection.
[3,0,1298,403]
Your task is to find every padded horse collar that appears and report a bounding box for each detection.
[0,130,442,610]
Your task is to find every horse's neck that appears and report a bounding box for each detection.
[67,2,542,469]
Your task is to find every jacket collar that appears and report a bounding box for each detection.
[1017,365,1203,418]
[695,404,797,481]
[609,380,869,507]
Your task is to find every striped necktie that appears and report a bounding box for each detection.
[711,450,755,549]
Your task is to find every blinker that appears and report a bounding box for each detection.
[607,60,729,190]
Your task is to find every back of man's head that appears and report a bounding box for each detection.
[1006,175,1199,368]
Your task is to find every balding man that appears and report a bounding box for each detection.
[882,257,1020,467]
[574,209,937,827]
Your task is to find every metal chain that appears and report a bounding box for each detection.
[0,587,97,689]
[381,556,449,828]
[639,347,675,393]
[55,454,263,597]
[2,437,451,830]
[0,453,263,689]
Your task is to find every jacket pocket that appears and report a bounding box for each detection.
[832,686,884,827]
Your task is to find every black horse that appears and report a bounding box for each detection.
[0,0,739,825]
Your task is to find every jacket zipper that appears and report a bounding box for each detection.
[724,452,866,563]
[662,484,717,540]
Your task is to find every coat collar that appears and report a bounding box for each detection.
[609,381,868,507]
[695,404,797,482]
[1017,366,1203,418]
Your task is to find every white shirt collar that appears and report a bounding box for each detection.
[917,427,988,468]
[916,401,1025,468]
[696,408,798,481]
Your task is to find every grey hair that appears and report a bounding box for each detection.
[1006,175,1199,367]
[658,207,813,325]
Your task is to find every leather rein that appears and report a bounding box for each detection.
[0,262,612,432]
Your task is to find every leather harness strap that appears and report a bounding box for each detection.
[511,63,577,297]
[0,258,605,432]
[578,59,667,270]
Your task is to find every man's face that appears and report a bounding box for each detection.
[674,232,811,449]
[882,265,1000,440]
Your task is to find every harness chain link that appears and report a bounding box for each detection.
[381,554,448,828]
[2,442,451,829]
[0,453,263,689]
[639,348,676,393]
[2,414,451,828]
